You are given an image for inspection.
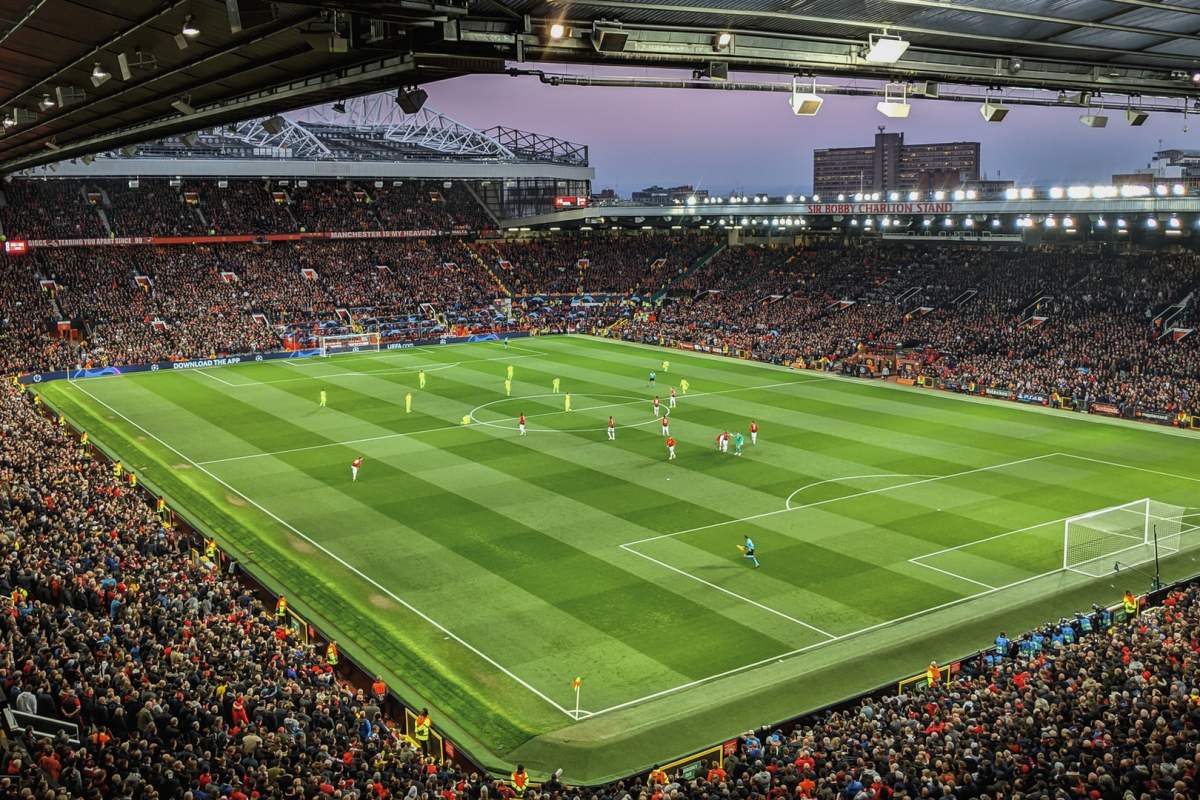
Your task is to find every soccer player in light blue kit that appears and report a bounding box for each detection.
[648,369,657,388]
[741,535,760,568]
[734,431,745,456]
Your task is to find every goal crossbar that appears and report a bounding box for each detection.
[1063,498,1188,577]
[318,332,381,357]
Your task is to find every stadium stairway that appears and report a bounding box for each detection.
[655,241,726,300]
[467,241,513,296]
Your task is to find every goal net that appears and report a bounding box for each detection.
[1063,498,1191,577]
[318,332,381,357]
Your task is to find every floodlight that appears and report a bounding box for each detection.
[548,22,565,39]
[1147,217,1158,228]
[1172,183,1185,195]
[908,191,918,201]
[865,33,909,64]
[980,100,1008,122]
[1126,108,1149,126]
[1049,187,1064,199]
[934,190,945,200]
[713,32,732,51]
[38,94,54,112]
[785,194,794,203]
[876,83,910,118]
[889,192,898,201]
[396,87,428,114]
[331,101,346,113]
[1004,188,1018,200]
[171,97,196,115]
[181,14,200,38]
[590,23,628,53]
[1155,184,1168,196]
[1079,112,1108,128]
[788,77,822,116]
[90,62,111,88]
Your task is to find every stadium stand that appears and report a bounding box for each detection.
[2,370,1198,798]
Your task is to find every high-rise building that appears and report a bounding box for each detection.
[813,130,980,197]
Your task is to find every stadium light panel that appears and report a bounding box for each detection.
[943,217,953,226]
[182,14,200,37]
[888,192,899,201]
[1126,108,1149,126]
[789,77,823,117]
[1172,183,1185,195]
[953,190,965,200]
[785,194,794,203]
[1004,188,1018,200]
[590,23,629,53]
[1063,216,1074,227]
[331,102,346,114]
[908,191,918,201]
[837,194,845,202]
[854,193,863,202]
[1147,217,1158,228]
[934,190,945,201]
[713,32,732,51]
[549,22,565,39]
[812,194,819,201]
[396,87,428,114]
[1116,218,1126,228]
[171,98,195,115]
[1096,217,1107,228]
[964,217,973,227]
[871,193,880,201]
[1,115,13,128]
[90,62,111,88]
[991,218,1000,227]
[38,94,54,111]
[922,218,931,227]
[1067,186,1091,199]
[1154,184,1168,196]
[1049,187,1065,199]
[980,101,1008,122]
[864,33,909,64]
[850,219,858,226]
[877,99,910,118]
[1019,188,1034,199]
[1079,113,1108,128]
[1170,216,1180,228]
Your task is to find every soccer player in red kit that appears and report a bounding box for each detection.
[607,415,616,440]
[351,457,363,481]
[749,420,758,445]
[652,396,661,417]
[661,415,670,437]
[518,413,527,436]
[665,436,677,460]
[668,387,677,409]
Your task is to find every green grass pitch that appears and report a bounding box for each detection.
[36,335,1200,782]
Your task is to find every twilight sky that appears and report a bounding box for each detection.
[420,67,1195,197]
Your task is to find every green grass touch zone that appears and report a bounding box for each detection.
[35,336,1200,784]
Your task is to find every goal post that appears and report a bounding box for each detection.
[318,332,381,358]
[1063,498,1188,577]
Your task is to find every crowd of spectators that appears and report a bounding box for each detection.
[627,243,1200,416]
[4,230,1200,417]
[0,179,492,240]
[480,232,718,295]
[3,362,1199,799]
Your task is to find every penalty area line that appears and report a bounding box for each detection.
[61,380,580,720]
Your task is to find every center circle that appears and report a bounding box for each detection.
[469,393,665,433]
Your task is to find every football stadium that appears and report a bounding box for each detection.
[3,1,1200,798]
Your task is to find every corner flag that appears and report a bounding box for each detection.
[571,676,583,719]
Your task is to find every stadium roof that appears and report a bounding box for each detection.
[4,0,1200,173]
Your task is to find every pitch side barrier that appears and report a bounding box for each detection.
[15,331,536,385]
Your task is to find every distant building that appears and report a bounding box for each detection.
[813,130,980,197]
[631,184,708,204]
[1112,149,1200,191]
